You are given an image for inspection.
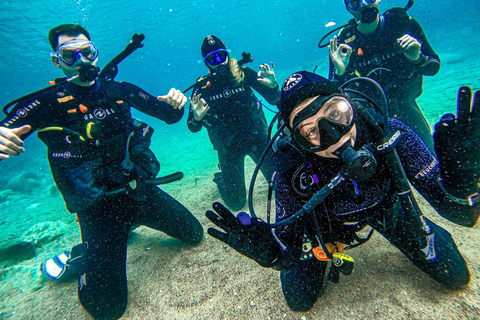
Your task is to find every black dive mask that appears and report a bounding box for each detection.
[291,95,355,152]
[359,7,379,24]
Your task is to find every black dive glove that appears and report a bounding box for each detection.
[206,202,281,268]
[434,86,480,205]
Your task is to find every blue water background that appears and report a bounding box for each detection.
[0,0,479,318]
[1,0,479,213]
[0,0,479,208]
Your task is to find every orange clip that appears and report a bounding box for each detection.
[357,48,364,56]
[79,104,88,113]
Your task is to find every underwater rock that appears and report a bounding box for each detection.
[0,189,15,203]
[0,240,36,268]
[23,221,69,247]
[6,172,41,193]
[48,184,60,197]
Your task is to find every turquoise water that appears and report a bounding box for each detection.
[0,0,479,319]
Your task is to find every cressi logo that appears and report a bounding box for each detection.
[283,73,302,91]
[377,130,401,151]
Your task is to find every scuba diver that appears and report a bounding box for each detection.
[0,24,203,320]
[205,71,479,311]
[325,0,440,153]
[186,35,280,211]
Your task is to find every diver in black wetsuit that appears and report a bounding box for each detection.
[205,71,480,311]
[0,24,203,320]
[328,0,440,153]
[187,35,280,211]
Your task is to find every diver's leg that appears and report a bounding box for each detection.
[280,258,328,311]
[216,149,247,211]
[249,133,276,183]
[371,209,470,289]
[140,184,203,245]
[76,196,133,320]
[389,99,435,154]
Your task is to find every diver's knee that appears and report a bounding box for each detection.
[186,225,204,246]
[79,289,127,320]
[222,195,246,212]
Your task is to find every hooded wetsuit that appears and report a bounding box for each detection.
[272,117,473,311]
[329,8,440,153]
[187,66,280,210]
[1,80,203,320]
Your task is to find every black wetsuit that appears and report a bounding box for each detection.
[329,8,440,153]
[1,80,203,320]
[273,118,474,311]
[187,66,280,210]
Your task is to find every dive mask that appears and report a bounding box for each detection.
[201,48,231,66]
[52,40,99,66]
[345,0,379,23]
[345,0,376,11]
[291,95,355,152]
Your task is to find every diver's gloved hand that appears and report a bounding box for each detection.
[206,202,281,268]
[189,93,210,121]
[257,62,277,89]
[434,86,480,203]
[329,35,352,77]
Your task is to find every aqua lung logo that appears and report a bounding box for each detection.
[56,91,66,97]
[16,109,28,117]
[83,108,115,120]
[209,87,245,101]
[93,109,107,120]
[372,55,382,65]
[51,151,82,159]
[3,100,40,126]
[207,37,215,45]
[283,73,303,92]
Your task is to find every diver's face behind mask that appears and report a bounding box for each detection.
[290,95,357,158]
[345,0,380,24]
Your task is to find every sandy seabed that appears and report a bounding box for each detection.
[0,56,479,320]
